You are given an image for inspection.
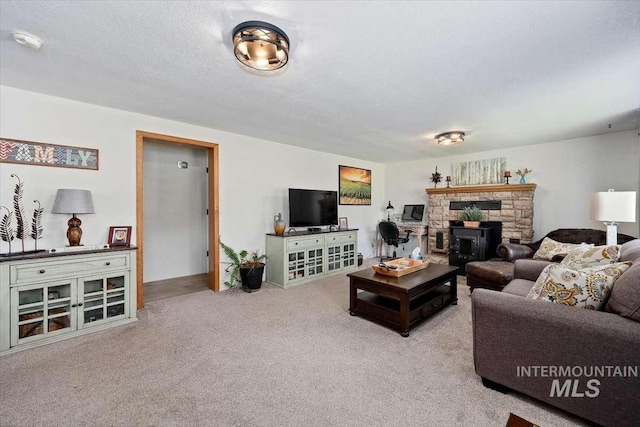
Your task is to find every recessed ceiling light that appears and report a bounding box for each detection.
[12,31,43,50]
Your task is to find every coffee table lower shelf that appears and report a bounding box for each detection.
[353,286,454,335]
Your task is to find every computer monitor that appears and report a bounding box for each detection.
[401,204,425,222]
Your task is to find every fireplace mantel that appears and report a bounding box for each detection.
[426,183,536,195]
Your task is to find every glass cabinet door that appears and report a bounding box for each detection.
[327,244,342,272]
[305,247,324,278]
[341,242,356,268]
[287,250,306,282]
[105,275,126,319]
[79,274,127,328]
[11,280,75,345]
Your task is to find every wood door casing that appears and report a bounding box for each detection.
[136,131,220,309]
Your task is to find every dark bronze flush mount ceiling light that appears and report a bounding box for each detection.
[232,21,289,71]
[435,131,465,145]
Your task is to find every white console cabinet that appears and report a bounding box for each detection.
[0,247,137,356]
[266,230,358,288]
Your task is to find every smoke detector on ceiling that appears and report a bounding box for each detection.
[12,31,43,50]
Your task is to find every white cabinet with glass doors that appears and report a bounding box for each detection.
[1,248,137,356]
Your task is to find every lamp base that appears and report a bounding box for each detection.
[67,215,83,246]
[604,222,618,246]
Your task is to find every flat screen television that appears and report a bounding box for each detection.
[289,188,338,228]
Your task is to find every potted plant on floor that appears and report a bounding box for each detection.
[458,206,484,228]
[219,240,267,292]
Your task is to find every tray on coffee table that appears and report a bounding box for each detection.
[372,257,429,277]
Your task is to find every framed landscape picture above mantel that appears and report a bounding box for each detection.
[339,165,371,205]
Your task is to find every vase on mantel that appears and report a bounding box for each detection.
[520,176,526,184]
[274,213,286,236]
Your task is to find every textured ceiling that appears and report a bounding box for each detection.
[0,1,639,163]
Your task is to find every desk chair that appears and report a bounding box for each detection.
[378,221,412,261]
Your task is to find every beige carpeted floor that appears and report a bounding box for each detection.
[0,266,586,426]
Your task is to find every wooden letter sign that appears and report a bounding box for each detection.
[0,138,99,170]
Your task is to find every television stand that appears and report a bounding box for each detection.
[307,227,322,232]
[265,230,358,288]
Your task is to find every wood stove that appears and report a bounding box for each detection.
[449,221,502,274]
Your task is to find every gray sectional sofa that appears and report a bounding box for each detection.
[471,239,640,426]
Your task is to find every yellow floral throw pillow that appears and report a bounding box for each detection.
[560,245,621,269]
[532,237,593,261]
[526,262,632,310]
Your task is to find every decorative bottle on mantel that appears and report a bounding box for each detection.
[274,213,286,236]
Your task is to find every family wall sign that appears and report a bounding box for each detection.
[0,138,99,170]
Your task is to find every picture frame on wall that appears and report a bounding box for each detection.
[108,226,132,247]
[339,217,349,230]
[339,165,371,205]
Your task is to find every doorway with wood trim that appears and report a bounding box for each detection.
[136,131,219,309]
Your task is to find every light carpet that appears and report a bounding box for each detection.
[0,270,586,426]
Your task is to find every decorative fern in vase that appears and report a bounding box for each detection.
[31,200,44,250]
[0,206,14,254]
[11,174,27,252]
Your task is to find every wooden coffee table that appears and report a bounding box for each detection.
[347,263,458,337]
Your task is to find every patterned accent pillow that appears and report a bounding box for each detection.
[526,262,632,310]
[560,245,621,269]
[532,237,592,261]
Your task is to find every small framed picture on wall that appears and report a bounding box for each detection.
[108,226,132,247]
[339,217,349,230]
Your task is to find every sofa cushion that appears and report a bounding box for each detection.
[606,240,640,321]
[619,239,640,262]
[560,245,621,269]
[527,262,632,310]
[532,237,591,261]
[502,279,535,297]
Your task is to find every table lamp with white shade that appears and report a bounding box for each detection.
[590,189,636,246]
[51,189,95,246]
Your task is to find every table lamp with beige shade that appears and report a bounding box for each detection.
[51,189,95,246]
[590,189,636,246]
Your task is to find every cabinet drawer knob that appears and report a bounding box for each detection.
[106,262,111,266]
[39,269,46,274]
[78,302,83,307]
[71,304,77,308]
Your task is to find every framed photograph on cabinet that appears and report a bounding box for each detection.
[339,217,349,230]
[108,226,132,247]
[339,165,371,205]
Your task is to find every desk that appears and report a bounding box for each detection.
[377,222,428,258]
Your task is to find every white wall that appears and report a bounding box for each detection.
[143,141,208,282]
[386,130,640,240]
[0,86,386,288]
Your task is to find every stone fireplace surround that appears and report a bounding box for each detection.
[425,184,536,254]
